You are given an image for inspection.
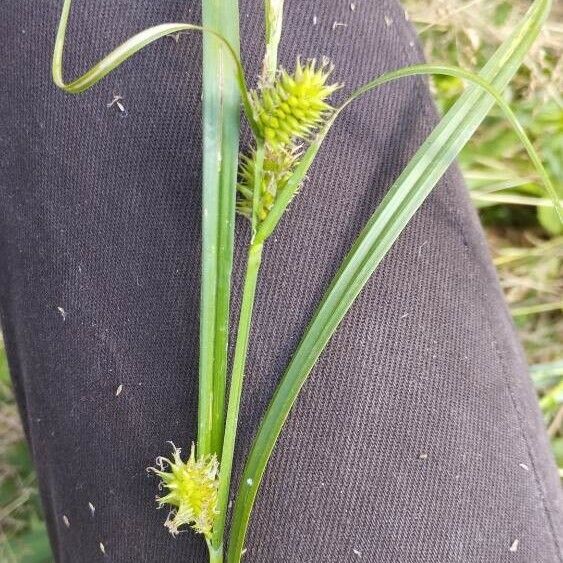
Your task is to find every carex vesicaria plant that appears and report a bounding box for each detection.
[51,0,559,560]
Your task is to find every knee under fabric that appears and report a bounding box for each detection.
[0,1,562,561]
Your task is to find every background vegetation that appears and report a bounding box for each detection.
[1,1,561,559]
[405,0,562,467]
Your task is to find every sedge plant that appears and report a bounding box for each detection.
[51,0,560,561]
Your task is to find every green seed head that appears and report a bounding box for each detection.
[150,444,219,539]
[252,59,339,148]
[237,146,300,222]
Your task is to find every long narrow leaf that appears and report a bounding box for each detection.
[228,0,552,559]
[255,64,561,244]
[53,0,245,459]
[471,192,563,207]
[52,0,258,133]
[210,0,243,460]
[199,0,242,458]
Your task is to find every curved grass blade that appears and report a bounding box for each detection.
[228,0,552,559]
[53,0,247,461]
[255,64,561,245]
[52,0,258,133]
[341,66,561,224]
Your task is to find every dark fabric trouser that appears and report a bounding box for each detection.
[1,1,562,561]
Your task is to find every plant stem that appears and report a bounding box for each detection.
[263,0,285,83]
[199,0,241,458]
[207,540,224,563]
[212,241,264,550]
[211,4,280,551]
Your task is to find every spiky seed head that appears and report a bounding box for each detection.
[150,444,219,539]
[252,59,339,148]
[237,147,300,222]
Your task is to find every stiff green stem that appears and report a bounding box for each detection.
[207,540,224,563]
[213,242,264,549]
[211,5,281,551]
[263,0,285,83]
[251,142,266,237]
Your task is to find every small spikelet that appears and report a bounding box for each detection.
[252,59,338,147]
[150,444,219,539]
[237,147,300,222]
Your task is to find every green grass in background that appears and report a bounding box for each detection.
[1,0,561,558]
[405,0,563,234]
[0,344,50,561]
[404,0,563,465]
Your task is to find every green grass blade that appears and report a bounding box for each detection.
[511,300,563,317]
[211,0,243,461]
[53,0,247,459]
[471,192,563,208]
[213,1,284,549]
[52,0,258,132]
[212,4,283,551]
[199,0,242,460]
[255,62,561,244]
[341,65,562,224]
[228,0,552,559]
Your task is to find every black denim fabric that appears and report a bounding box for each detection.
[1,0,562,561]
